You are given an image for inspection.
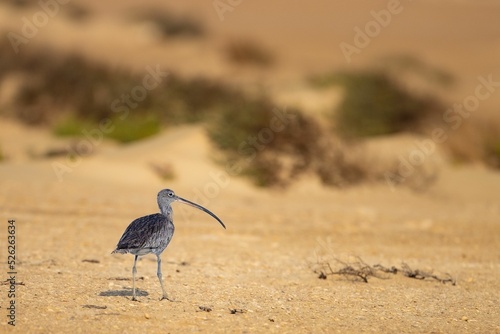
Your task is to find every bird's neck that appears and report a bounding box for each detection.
[159,204,173,218]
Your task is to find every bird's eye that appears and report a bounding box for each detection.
[168,192,174,197]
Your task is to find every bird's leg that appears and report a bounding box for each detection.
[132,255,138,301]
[156,255,171,301]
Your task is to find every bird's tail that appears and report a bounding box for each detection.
[111,248,128,254]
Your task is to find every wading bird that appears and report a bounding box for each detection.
[112,189,226,301]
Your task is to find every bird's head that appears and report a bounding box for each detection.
[157,189,226,229]
[157,188,177,205]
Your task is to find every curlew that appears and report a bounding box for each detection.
[112,189,225,301]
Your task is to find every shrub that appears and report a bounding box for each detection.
[106,115,161,143]
[314,138,369,187]
[207,103,403,188]
[333,71,443,137]
[310,70,444,138]
[206,99,391,188]
[207,101,320,187]
[7,52,137,125]
[53,116,95,137]
[0,41,251,142]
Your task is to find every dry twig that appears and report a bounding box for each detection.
[313,257,456,285]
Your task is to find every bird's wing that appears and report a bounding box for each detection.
[115,213,167,251]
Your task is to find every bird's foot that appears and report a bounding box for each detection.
[160,295,177,302]
[131,296,140,302]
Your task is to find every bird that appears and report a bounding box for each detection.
[112,188,226,301]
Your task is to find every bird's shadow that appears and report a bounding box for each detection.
[99,288,149,298]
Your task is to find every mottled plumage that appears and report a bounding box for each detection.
[112,189,225,301]
[113,213,174,256]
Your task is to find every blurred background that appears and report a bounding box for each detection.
[1,2,500,331]
[0,0,499,188]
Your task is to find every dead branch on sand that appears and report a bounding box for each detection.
[313,257,456,285]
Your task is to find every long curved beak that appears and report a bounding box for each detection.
[177,197,226,229]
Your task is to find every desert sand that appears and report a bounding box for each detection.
[1,119,499,333]
[0,1,499,333]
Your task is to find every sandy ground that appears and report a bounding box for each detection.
[0,121,499,333]
[0,1,500,333]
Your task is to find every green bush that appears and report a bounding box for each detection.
[312,70,443,137]
[54,114,161,143]
[106,115,161,143]
[207,100,322,187]
[206,101,386,188]
[53,116,95,137]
